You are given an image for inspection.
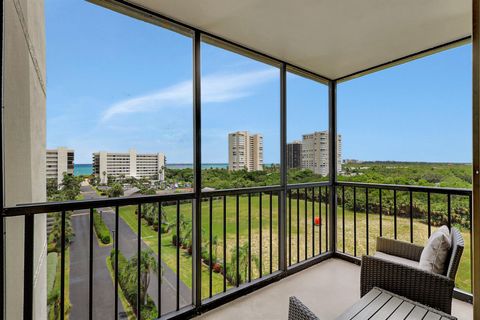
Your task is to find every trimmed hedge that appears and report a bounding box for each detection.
[93,210,111,244]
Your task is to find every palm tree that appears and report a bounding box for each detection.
[124,249,159,308]
[229,243,259,285]
[107,183,124,198]
[50,212,75,251]
[141,203,157,225]
[179,216,192,248]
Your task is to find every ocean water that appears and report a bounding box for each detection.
[73,163,229,176]
[168,163,228,169]
[74,164,93,176]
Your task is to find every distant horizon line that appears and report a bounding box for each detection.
[74,161,473,165]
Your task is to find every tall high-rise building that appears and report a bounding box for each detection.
[46,147,75,186]
[301,131,342,176]
[93,149,166,184]
[287,141,302,169]
[228,131,263,171]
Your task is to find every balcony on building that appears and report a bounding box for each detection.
[2,0,480,320]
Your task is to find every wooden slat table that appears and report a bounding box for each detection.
[335,287,456,320]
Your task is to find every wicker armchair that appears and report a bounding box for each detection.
[288,297,319,320]
[360,227,464,314]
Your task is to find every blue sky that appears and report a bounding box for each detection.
[46,0,472,164]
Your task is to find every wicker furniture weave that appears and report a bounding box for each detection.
[288,297,319,320]
[361,227,464,314]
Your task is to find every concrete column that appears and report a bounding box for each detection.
[4,0,47,319]
[472,1,480,319]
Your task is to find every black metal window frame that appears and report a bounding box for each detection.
[0,0,476,319]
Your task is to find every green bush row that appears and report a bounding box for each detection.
[93,210,111,244]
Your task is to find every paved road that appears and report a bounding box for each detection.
[102,211,192,314]
[70,184,191,317]
[69,185,126,320]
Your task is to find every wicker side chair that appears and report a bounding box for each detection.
[360,227,464,314]
[288,297,319,320]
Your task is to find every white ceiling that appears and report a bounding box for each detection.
[129,0,471,80]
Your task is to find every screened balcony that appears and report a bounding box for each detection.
[2,0,480,320]
[196,259,473,320]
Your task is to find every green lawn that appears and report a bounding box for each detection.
[119,194,472,298]
[336,206,472,292]
[120,206,230,299]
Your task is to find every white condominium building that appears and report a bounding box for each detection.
[93,149,166,184]
[46,147,75,186]
[301,131,342,176]
[228,131,263,171]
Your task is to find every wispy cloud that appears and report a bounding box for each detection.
[101,69,277,122]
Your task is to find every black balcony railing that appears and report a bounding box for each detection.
[201,187,282,298]
[1,182,473,320]
[335,181,472,301]
[286,184,331,267]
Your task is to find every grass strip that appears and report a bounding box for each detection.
[106,256,136,320]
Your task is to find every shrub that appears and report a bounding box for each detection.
[93,210,111,244]
[140,297,157,320]
[201,249,209,262]
[160,223,170,234]
[172,234,179,246]
[110,249,128,273]
[47,242,57,253]
[225,262,238,286]
[110,250,158,319]
[47,253,57,296]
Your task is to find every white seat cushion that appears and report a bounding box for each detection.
[419,225,451,274]
[374,251,420,269]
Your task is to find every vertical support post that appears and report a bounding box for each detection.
[60,211,66,320]
[136,205,141,319]
[328,80,337,253]
[115,206,119,318]
[0,5,4,309]
[89,209,93,320]
[472,1,480,317]
[279,63,288,272]
[0,1,6,304]
[192,30,202,307]
[0,214,3,320]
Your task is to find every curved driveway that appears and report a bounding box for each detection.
[69,184,191,319]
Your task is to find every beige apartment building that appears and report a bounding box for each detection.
[228,131,263,171]
[46,147,74,186]
[93,149,166,184]
[302,131,342,176]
